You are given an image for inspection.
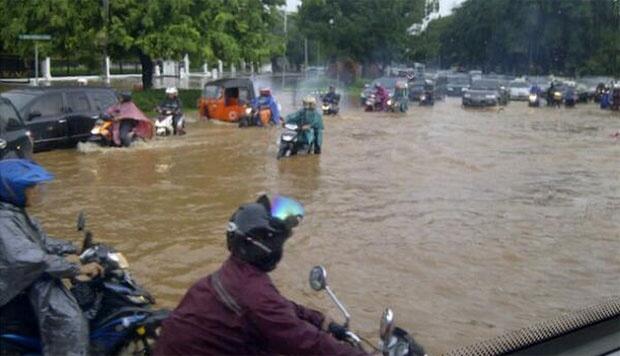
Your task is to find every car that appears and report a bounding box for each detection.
[0,96,33,160]
[508,80,531,100]
[446,74,470,97]
[1,86,117,152]
[462,79,509,107]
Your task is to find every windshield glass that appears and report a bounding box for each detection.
[203,85,221,98]
[1,92,37,114]
[472,80,499,90]
[510,82,529,88]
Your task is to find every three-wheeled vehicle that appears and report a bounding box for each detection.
[198,78,255,123]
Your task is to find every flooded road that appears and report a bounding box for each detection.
[31,97,620,354]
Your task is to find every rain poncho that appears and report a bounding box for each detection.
[154,256,365,355]
[252,94,281,125]
[0,201,88,355]
[323,91,340,104]
[285,108,324,150]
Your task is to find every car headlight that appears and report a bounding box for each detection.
[485,94,496,99]
[464,93,471,98]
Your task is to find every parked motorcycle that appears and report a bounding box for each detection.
[528,93,541,107]
[0,212,168,355]
[308,266,425,356]
[276,123,314,159]
[155,107,184,136]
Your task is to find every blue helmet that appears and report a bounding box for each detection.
[0,159,54,207]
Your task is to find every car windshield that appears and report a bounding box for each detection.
[472,80,499,90]
[448,76,469,85]
[203,85,221,98]
[373,77,397,89]
[1,92,37,113]
[510,82,529,88]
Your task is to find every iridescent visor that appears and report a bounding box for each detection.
[270,195,305,222]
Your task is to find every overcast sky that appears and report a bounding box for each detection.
[285,0,464,15]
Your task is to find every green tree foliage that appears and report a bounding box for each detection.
[297,0,425,70]
[410,0,620,76]
[0,0,285,88]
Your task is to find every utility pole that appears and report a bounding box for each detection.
[304,37,308,75]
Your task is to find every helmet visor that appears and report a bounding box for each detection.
[270,195,304,226]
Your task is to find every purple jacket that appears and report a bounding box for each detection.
[154,256,366,355]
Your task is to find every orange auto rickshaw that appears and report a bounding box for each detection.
[198,78,256,122]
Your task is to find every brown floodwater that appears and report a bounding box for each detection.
[30,97,620,354]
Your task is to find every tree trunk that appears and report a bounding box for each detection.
[139,52,153,89]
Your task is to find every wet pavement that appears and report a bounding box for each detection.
[31,97,620,354]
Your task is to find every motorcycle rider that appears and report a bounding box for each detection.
[374,83,389,111]
[285,96,324,154]
[323,85,340,105]
[530,83,542,96]
[157,87,185,135]
[0,159,103,356]
[251,87,281,126]
[154,194,366,355]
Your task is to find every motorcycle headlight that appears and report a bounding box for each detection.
[464,93,471,98]
[485,94,496,99]
[126,295,149,305]
[387,99,392,105]
[90,127,100,135]
[108,252,129,269]
[245,107,252,115]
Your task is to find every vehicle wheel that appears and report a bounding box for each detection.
[119,121,135,147]
[277,145,288,159]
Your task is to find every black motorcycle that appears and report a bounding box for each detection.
[309,266,425,356]
[0,213,168,355]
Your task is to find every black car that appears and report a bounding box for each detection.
[0,97,33,160]
[1,87,117,152]
[446,74,470,97]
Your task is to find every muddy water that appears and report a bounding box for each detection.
[31,97,620,354]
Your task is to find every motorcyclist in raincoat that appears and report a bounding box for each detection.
[374,83,389,111]
[154,194,366,355]
[157,87,185,135]
[251,87,281,126]
[285,96,324,154]
[0,159,103,356]
[323,85,340,105]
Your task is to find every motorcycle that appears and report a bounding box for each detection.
[276,123,314,159]
[308,266,426,356]
[418,92,434,107]
[387,96,408,113]
[155,107,184,136]
[547,90,563,108]
[239,105,273,128]
[365,94,384,112]
[0,212,169,355]
[321,100,340,116]
[89,102,153,147]
[528,93,540,107]
[564,91,577,108]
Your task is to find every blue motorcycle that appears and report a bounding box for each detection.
[0,213,169,355]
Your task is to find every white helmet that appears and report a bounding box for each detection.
[302,95,317,110]
[166,87,178,96]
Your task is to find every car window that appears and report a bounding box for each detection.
[0,100,23,132]
[1,92,37,115]
[90,91,117,111]
[66,91,91,112]
[30,93,63,117]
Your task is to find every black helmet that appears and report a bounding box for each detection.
[118,91,132,103]
[227,194,304,271]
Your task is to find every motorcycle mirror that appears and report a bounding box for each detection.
[380,308,396,344]
[77,211,85,231]
[309,265,327,291]
[81,231,93,254]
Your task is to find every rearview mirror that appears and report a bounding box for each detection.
[77,211,85,231]
[28,111,41,120]
[380,308,395,344]
[309,265,327,291]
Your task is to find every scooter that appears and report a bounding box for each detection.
[387,96,408,113]
[365,94,384,112]
[528,93,540,107]
[155,107,184,136]
[419,91,434,107]
[321,100,340,115]
[276,123,314,159]
[309,266,426,356]
[0,212,169,355]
